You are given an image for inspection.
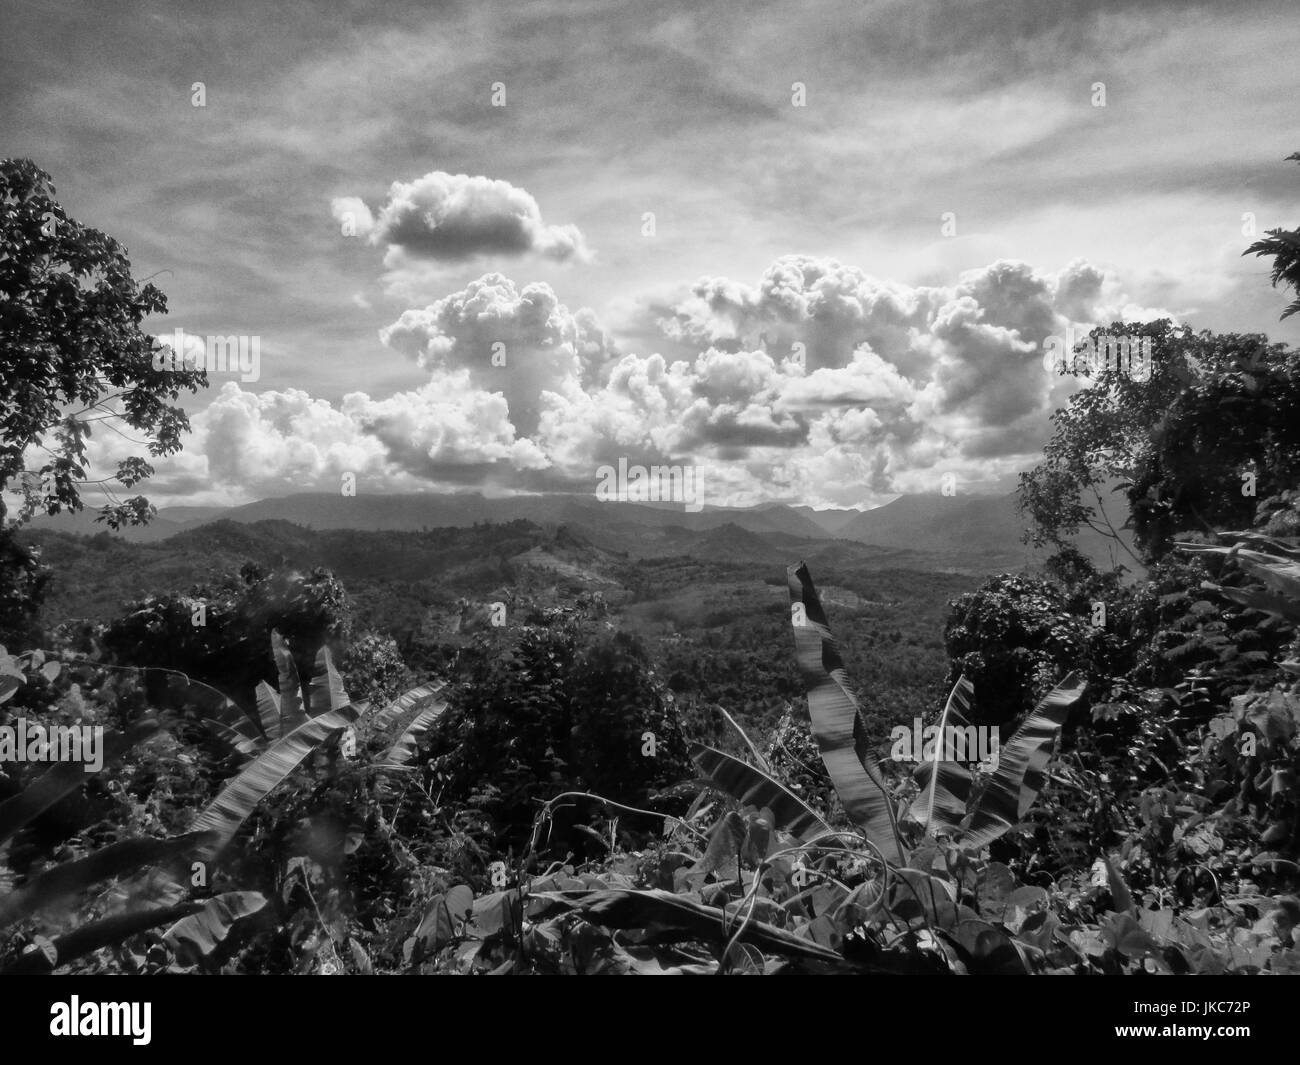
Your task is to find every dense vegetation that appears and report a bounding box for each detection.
[3,154,1300,974]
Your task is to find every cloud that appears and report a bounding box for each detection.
[117,255,1163,510]
[330,196,374,238]
[342,373,551,478]
[97,377,554,504]
[197,383,390,494]
[338,171,591,265]
[379,273,614,436]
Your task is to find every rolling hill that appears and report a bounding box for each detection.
[23,486,1139,576]
[837,490,1139,573]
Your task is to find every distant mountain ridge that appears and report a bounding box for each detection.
[27,492,833,542]
[836,490,1138,572]
[24,488,1138,573]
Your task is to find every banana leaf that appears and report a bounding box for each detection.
[788,562,904,864]
[164,891,269,965]
[372,682,445,731]
[529,887,852,966]
[270,629,307,732]
[254,680,281,740]
[910,675,976,836]
[690,742,831,843]
[189,703,359,862]
[381,699,448,765]
[309,645,350,717]
[1,901,203,974]
[960,673,1085,850]
[713,704,770,773]
[0,720,160,845]
[0,831,208,929]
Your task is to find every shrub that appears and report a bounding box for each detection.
[421,610,692,853]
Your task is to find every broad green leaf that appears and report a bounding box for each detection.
[203,719,263,758]
[682,810,746,889]
[254,681,281,740]
[1205,582,1300,622]
[270,629,307,733]
[1231,549,1300,596]
[713,704,770,773]
[1,901,202,975]
[1002,885,1050,934]
[1099,911,1162,960]
[788,562,904,864]
[413,884,473,956]
[976,862,1016,922]
[189,703,359,862]
[909,675,976,836]
[1104,854,1137,916]
[960,673,1085,851]
[152,669,260,739]
[381,699,448,765]
[309,645,350,717]
[887,868,958,928]
[690,742,831,843]
[372,682,444,730]
[0,832,208,929]
[445,884,474,924]
[164,891,268,966]
[1178,541,1300,619]
[944,919,1031,974]
[0,720,160,845]
[471,890,517,938]
[530,887,852,967]
[348,937,374,974]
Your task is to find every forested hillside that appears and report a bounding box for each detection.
[3,147,1300,980]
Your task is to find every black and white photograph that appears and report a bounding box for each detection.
[1,0,1298,1026]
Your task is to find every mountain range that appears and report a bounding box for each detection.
[26,488,1140,573]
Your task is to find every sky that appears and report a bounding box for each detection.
[2,0,1298,511]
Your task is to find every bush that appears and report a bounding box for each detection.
[421,610,692,853]
[101,565,352,706]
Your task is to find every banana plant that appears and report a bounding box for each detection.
[788,562,1085,857]
[0,634,366,972]
[788,563,906,864]
[953,673,1086,849]
[689,743,832,844]
[909,675,976,835]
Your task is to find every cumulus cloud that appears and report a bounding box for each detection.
[127,255,1159,510]
[343,373,551,479]
[77,379,552,506]
[378,273,613,436]
[335,171,591,265]
[195,383,391,494]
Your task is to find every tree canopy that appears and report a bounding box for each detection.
[1244,151,1300,320]
[1020,320,1300,565]
[0,158,204,531]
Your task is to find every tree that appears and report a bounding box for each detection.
[0,158,205,531]
[1020,320,1300,564]
[944,573,1091,726]
[423,612,691,852]
[101,566,353,707]
[1244,151,1300,320]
